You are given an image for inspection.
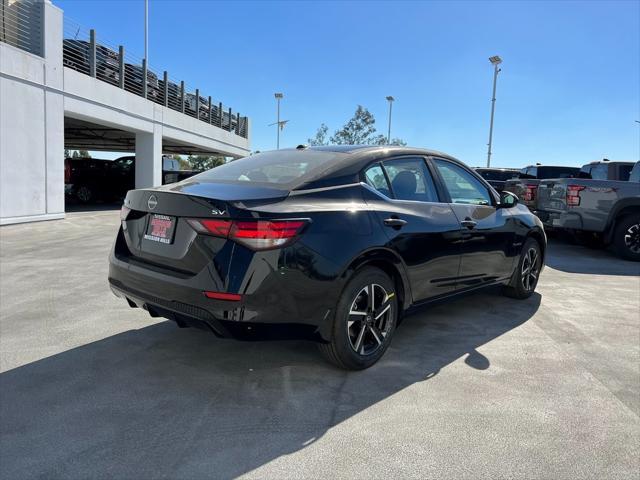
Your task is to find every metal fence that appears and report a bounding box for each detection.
[0,0,43,56]
[62,16,248,139]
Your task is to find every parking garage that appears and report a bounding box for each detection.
[0,0,251,224]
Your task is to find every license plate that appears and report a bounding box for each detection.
[144,214,176,244]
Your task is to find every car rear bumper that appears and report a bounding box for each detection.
[535,209,583,230]
[108,248,338,342]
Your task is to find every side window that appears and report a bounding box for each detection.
[590,164,608,180]
[364,164,391,197]
[434,159,492,206]
[382,157,439,202]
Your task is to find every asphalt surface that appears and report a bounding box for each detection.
[1,210,639,479]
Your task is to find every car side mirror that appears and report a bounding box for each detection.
[499,191,519,208]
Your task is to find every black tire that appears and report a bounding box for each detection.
[502,237,542,300]
[613,215,640,261]
[319,267,398,370]
[76,185,93,204]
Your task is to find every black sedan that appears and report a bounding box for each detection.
[109,146,546,369]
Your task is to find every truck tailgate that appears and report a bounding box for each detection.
[537,180,568,212]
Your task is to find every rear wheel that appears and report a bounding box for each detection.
[319,267,398,370]
[76,185,93,204]
[503,238,542,299]
[613,215,640,261]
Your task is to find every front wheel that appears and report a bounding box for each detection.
[613,215,640,261]
[319,267,398,370]
[503,238,542,299]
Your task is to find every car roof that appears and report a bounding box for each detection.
[285,145,463,190]
[584,160,635,166]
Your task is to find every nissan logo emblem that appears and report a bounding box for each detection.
[147,195,158,210]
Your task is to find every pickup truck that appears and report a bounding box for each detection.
[534,161,640,261]
[474,167,519,192]
[577,159,635,181]
[503,165,580,210]
[65,156,201,203]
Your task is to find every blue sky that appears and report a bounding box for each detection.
[55,0,639,167]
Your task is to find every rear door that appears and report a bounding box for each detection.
[431,158,516,287]
[362,157,463,301]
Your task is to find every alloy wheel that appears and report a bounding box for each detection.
[347,283,394,356]
[521,247,540,291]
[624,223,640,254]
[77,186,92,203]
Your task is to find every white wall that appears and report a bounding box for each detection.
[0,1,64,225]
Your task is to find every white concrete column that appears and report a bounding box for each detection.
[43,1,65,215]
[135,125,162,188]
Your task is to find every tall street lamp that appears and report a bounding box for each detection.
[144,0,148,63]
[274,93,283,149]
[486,55,502,167]
[385,96,395,145]
[635,120,640,161]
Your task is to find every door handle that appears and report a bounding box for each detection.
[383,218,407,228]
[461,218,477,230]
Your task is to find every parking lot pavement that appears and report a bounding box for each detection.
[1,211,638,480]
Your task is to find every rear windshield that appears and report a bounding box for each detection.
[193,150,344,188]
[519,166,579,179]
[476,169,518,181]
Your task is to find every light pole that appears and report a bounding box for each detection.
[385,96,395,145]
[144,0,148,64]
[486,55,502,167]
[635,120,640,161]
[274,93,283,149]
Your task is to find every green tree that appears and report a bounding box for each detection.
[311,106,406,146]
[64,149,70,158]
[330,106,378,145]
[77,150,91,158]
[307,123,329,146]
[187,155,226,171]
[72,150,80,158]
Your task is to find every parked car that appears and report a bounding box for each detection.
[185,93,210,120]
[504,165,580,210]
[577,159,635,181]
[535,161,640,260]
[62,39,119,85]
[109,145,546,369]
[65,156,200,203]
[474,167,519,192]
[123,64,160,102]
[65,157,134,203]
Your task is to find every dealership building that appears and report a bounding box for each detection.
[0,0,251,225]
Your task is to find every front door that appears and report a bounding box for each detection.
[431,158,515,289]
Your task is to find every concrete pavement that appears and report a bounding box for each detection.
[1,211,638,479]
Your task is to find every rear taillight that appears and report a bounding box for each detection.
[120,205,131,221]
[566,185,586,207]
[187,218,308,250]
[524,184,538,202]
[64,160,71,183]
[203,291,242,301]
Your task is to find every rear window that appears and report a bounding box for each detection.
[193,150,343,187]
[537,167,579,179]
[519,166,578,179]
[477,169,518,181]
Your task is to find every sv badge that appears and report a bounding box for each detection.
[211,208,227,216]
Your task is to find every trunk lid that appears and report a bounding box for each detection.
[118,183,289,275]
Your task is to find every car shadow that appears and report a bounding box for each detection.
[0,290,540,479]
[544,238,640,276]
